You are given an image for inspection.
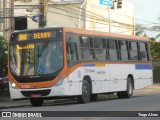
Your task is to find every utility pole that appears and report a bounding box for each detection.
[108,7,111,32]
[39,0,47,28]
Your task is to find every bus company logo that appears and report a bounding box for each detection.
[84,69,95,73]
[2,112,11,117]
[33,83,37,88]
[97,71,106,75]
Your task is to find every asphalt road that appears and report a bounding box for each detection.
[1,86,160,120]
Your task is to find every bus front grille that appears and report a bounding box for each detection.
[21,89,51,97]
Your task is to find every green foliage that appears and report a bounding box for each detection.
[150,42,160,60]
[0,35,8,77]
[149,37,155,41]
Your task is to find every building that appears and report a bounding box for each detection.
[13,0,134,35]
[0,0,14,38]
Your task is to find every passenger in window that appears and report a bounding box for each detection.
[94,49,99,60]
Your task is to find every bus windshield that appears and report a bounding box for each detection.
[10,41,63,76]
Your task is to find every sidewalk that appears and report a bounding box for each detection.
[0,83,159,109]
[147,83,160,89]
[0,98,30,109]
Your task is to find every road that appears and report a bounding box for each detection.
[1,86,160,120]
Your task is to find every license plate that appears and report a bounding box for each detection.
[31,94,41,98]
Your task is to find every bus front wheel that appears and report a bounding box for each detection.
[30,98,44,106]
[77,80,91,103]
[117,77,133,98]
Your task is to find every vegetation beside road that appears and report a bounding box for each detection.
[0,35,8,78]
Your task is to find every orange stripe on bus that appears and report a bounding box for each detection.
[63,28,148,42]
[8,69,67,89]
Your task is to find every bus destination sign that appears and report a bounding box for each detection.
[18,31,54,41]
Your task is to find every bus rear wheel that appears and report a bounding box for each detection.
[117,77,133,98]
[77,80,91,103]
[30,98,44,106]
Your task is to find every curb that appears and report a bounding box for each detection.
[0,98,12,102]
[0,104,29,110]
[147,84,160,89]
[0,99,30,109]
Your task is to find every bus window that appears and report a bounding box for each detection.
[80,36,92,47]
[36,41,63,74]
[129,41,139,61]
[80,36,94,60]
[66,33,79,62]
[119,41,129,61]
[108,39,118,61]
[139,42,148,61]
[67,42,78,61]
[94,37,106,60]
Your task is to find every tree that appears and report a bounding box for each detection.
[135,24,146,36]
[149,37,155,41]
[135,24,160,60]
[0,35,8,77]
[150,42,160,60]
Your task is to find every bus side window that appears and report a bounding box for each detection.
[139,42,148,61]
[119,40,129,61]
[67,42,78,62]
[94,37,106,60]
[108,39,119,61]
[129,41,139,61]
[80,36,94,60]
[66,33,78,62]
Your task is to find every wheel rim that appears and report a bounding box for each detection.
[82,83,90,102]
[128,82,133,95]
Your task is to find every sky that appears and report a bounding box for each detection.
[135,0,160,25]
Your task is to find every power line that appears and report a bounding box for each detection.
[13,1,160,26]
[47,9,132,30]
[62,0,133,27]
[51,0,133,28]
[86,0,160,25]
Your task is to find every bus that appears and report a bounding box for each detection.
[8,27,153,106]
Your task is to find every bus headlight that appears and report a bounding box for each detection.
[12,83,17,88]
[54,75,65,87]
[9,81,17,89]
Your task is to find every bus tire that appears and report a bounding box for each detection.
[117,77,133,98]
[30,98,44,106]
[77,80,91,104]
[90,94,97,101]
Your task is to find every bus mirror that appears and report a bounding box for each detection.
[141,51,146,58]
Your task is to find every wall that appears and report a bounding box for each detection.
[14,0,135,36]
[85,0,134,35]
[47,4,82,28]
